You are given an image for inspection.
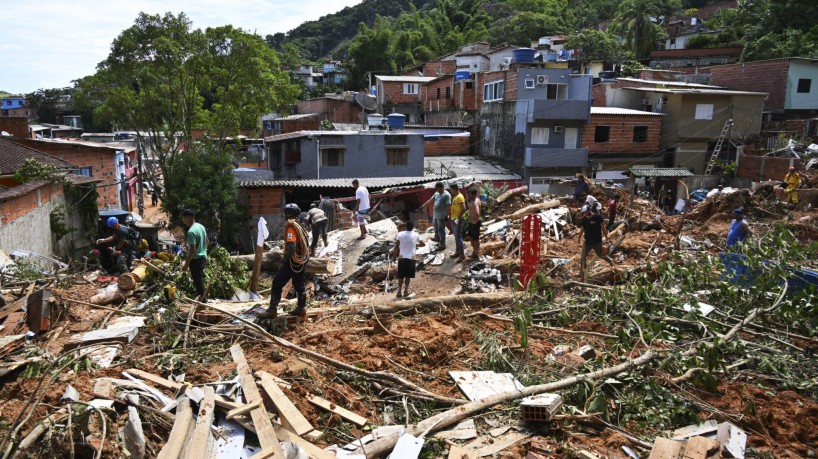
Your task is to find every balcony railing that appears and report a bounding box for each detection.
[525,147,588,168]
[528,99,591,122]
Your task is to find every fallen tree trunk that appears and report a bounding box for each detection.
[354,349,657,457]
[356,292,512,315]
[496,186,528,204]
[480,240,509,257]
[232,252,335,274]
[500,199,562,220]
[118,264,148,291]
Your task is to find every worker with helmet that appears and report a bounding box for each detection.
[96,217,138,274]
[775,166,802,207]
[257,203,310,321]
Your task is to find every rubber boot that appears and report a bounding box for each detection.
[291,293,307,317]
[257,290,281,319]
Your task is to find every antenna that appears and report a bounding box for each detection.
[353,93,378,111]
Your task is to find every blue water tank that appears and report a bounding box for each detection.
[455,70,470,81]
[387,113,406,129]
[512,48,536,63]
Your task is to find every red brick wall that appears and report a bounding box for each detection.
[381,81,422,106]
[283,117,321,134]
[737,154,803,181]
[241,187,285,217]
[0,117,30,138]
[423,78,457,111]
[295,98,362,123]
[424,136,471,156]
[710,60,790,110]
[583,114,662,156]
[0,182,63,225]
[422,60,456,76]
[592,84,607,107]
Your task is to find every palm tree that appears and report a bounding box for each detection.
[609,0,662,59]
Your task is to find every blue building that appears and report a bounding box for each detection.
[1,97,26,110]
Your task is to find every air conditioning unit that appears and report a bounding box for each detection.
[554,126,563,133]
[641,98,650,105]
[535,75,548,86]
[502,57,513,66]
[593,162,602,170]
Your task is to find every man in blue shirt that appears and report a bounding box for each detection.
[422,182,451,252]
[726,208,752,250]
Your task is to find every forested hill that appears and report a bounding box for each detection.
[265,0,437,60]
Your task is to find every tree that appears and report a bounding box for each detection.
[347,17,396,88]
[24,88,67,124]
[609,0,676,59]
[565,29,622,64]
[93,12,298,227]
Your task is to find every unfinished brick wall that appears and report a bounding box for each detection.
[381,81,423,106]
[0,182,62,225]
[421,60,456,76]
[0,117,30,138]
[295,98,363,123]
[583,114,662,157]
[592,84,607,107]
[423,77,457,111]
[710,60,790,110]
[424,136,471,156]
[737,154,803,181]
[240,187,285,218]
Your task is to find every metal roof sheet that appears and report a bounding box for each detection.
[615,78,721,89]
[237,176,447,189]
[629,167,694,177]
[272,113,319,121]
[624,87,767,96]
[590,107,664,116]
[424,156,521,181]
[375,75,437,83]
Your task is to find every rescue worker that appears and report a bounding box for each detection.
[726,208,752,250]
[96,217,137,274]
[775,166,801,207]
[257,203,310,320]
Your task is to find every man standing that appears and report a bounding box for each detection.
[578,205,615,282]
[180,209,208,302]
[776,166,801,207]
[318,196,336,231]
[607,195,619,230]
[467,187,482,259]
[352,179,370,240]
[137,196,144,217]
[422,182,451,251]
[573,174,590,206]
[449,183,467,261]
[96,217,138,275]
[307,203,329,256]
[726,208,752,249]
[258,203,310,320]
[392,221,425,298]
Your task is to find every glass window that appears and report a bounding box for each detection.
[797,79,812,93]
[403,84,419,95]
[321,149,344,167]
[386,149,408,166]
[531,127,550,145]
[694,104,714,120]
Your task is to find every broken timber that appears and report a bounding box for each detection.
[232,252,335,274]
[255,370,316,436]
[306,394,368,427]
[184,386,216,459]
[499,199,561,220]
[230,345,284,459]
[359,292,511,316]
[157,398,193,459]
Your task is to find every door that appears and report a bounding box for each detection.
[564,128,578,149]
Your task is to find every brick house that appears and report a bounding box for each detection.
[376,76,438,124]
[0,117,32,138]
[294,94,364,124]
[5,138,139,210]
[584,107,664,176]
[262,114,322,137]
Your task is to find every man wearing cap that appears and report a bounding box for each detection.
[775,166,801,207]
[96,217,137,275]
[577,204,615,282]
[726,208,752,249]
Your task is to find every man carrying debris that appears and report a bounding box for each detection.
[449,183,467,262]
[423,182,451,251]
[258,203,310,320]
[95,217,138,275]
[180,209,208,303]
[578,205,615,282]
[726,208,752,249]
[573,174,590,206]
[467,187,482,259]
[318,196,336,231]
[352,179,370,240]
[775,166,801,207]
[392,221,425,298]
[585,194,601,214]
[307,203,329,256]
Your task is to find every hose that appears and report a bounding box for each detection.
[286,219,311,271]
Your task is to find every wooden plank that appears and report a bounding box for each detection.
[157,398,193,459]
[273,425,336,459]
[124,368,242,411]
[0,311,26,336]
[448,446,478,459]
[226,399,262,420]
[65,325,139,348]
[475,431,528,457]
[682,436,720,459]
[434,419,478,441]
[305,394,367,427]
[448,371,524,401]
[256,370,315,436]
[648,438,684,459]
[230,345,284,459]
[184,387,215,459]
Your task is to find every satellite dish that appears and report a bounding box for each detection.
[0,131,11,137]
[354,93,378,111]
[447,170,457,178]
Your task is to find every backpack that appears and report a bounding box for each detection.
[123,226,141,249]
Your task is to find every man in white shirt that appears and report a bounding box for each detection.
[392,221,425,298]
[352,179,370,240]
[584,194,601,214]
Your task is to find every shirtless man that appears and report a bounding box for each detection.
[467,187,482,259]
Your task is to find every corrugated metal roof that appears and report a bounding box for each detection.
[590,107,664,116]
[615,78,721,89]
[624,87,767,96]
[629,167,694,177]
[237,176,447,189]
[424,156,520,181]
[331,123,363,132]
[375,75,437,83]
[272,113,319,121]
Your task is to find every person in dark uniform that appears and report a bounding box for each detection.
[577,205,615,282]
[257,203,310,320]
[96,217,137,274]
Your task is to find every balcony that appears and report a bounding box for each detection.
[527,99,590,122]
[525,147,588,168]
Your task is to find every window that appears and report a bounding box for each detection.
[525,78,535,89]
[632,126,648,143]
[321,149,344,167]
[797,78,812,93]
[694,104,714,120]
[320,135,344,147]
[531,127,550,145]
[546,84,568,100]
[466,82,473,89]
[385,135,408,146]
[386,149,409,166]
[76,167,92,177]
[4,101,10,106]
[436,88,441,100]
[483,81,504,101]
[594,126,610,143]
[284,150,301,164]
[445,87,450,100]
[403,83,419,95]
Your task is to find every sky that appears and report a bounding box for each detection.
[0,0,363,94]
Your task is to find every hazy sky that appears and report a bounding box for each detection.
[0,0,363,94]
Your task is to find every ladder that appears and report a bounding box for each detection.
[704,118,733,175]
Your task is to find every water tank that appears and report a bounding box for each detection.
[538,37,552,46]
[367,114,385,128]
[387,113,406,129]
[512,48,536,63]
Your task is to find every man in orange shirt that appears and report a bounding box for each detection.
[257,203,310,321]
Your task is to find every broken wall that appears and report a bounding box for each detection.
[737,153,803,182]
[479,101,525,174]
[0,181,77,258]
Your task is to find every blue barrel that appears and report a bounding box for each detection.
[513,48,536,63]
[387,113,406,129]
